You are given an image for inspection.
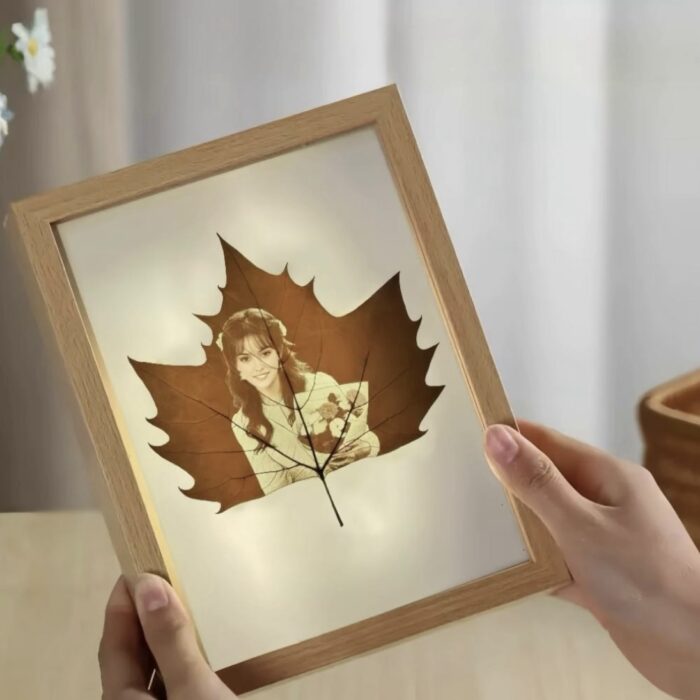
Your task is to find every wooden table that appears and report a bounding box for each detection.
[0,511,671,699]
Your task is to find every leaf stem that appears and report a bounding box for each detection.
[0,32,23,63]
[7,44,23,62]
[319,475,343,527]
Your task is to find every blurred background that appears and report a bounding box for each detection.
[0,0,698,510]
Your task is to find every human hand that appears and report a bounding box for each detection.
[99,574,236,699]
[484,420,700,700]
[328,440,372,469]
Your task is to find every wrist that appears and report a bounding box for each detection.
[669,565,700,699]
[688,585,700,660]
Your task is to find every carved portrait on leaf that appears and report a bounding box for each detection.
[131,236,443,525]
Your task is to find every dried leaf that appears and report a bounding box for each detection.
[131,236,443,524]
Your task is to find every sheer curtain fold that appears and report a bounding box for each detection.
[0,0,130,509]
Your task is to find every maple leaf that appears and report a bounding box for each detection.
[131,237,444,525]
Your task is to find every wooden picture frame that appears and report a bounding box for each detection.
[9,85,569,693]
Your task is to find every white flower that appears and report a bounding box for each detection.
[0,94,13,148]
[311,417,346,438]
[12,8,55,93]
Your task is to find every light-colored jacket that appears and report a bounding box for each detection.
[231,371,379,494]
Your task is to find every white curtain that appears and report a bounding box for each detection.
[0,0,130,509]
[2,0,699,509]
[606,0,700,457]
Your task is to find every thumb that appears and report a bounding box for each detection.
[484,424,586,532]
[132,574,220,693]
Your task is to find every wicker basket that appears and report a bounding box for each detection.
[639,368,700,547]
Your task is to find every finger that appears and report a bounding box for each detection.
[484,424,589,531]
[99,576,150,698]
[517,419,637,505]
[132,574,213,691]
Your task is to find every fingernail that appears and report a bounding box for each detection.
[134,574,169,613]
[485,425,520,466]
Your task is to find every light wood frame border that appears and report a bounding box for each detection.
[9,85,570,693]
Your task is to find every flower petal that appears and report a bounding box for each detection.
[33,9,52,43]
[11,23,29,42]
[34,8,50,26]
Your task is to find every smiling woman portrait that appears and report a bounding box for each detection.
[218,308,380,494]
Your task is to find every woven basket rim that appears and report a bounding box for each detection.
[639,367,700,437]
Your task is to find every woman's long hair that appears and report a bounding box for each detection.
[220,308,310,451]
